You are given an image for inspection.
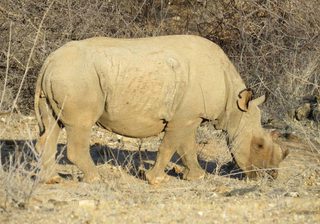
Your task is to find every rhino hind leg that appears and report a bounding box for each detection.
[35,97,62,183]
[65,125,101,183]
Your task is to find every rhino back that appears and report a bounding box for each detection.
[90,36,232,121]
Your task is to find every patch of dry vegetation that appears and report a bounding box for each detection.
[0,0,319,223]
[0,115,319,223]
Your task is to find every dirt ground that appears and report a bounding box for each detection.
[0,114,319,224]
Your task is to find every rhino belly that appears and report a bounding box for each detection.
[97,112,166,138]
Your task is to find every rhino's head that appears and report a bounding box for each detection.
[230,91,289,179]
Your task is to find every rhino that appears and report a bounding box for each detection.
[34,35,288,184]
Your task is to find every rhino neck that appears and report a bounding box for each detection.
[222,103,245,141]
[215,70,246,141]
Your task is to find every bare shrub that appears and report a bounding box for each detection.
[193,0,320,117]
[0,141,40,209]
[0,81,14,112]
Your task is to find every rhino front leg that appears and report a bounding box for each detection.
[178,133,205,181]
[65,125,100,183]
[171,119,205,181]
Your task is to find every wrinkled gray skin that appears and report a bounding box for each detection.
[34,35,288,184]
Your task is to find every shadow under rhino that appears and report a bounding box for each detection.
[0,139,244,181]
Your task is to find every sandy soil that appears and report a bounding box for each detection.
[0,114,319,223]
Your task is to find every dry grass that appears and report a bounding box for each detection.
[0,0,319,223]
[0,149,40,209]
[0,115,319,223]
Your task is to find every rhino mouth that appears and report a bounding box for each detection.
[220,156,280,180]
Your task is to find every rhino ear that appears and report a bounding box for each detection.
[237,88,253,112]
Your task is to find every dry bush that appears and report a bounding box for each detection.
[0,141,40,209]
[192,0,320,119]
[0,0,319,163]
[0,0,319,117]
[0,81,14,112]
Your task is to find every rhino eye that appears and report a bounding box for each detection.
[257,144,264,149]
[251,137,265,150]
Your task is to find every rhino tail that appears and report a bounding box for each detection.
[34,60,49,135]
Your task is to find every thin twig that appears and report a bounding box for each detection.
[0,22,12,110]
[1,50,26,70]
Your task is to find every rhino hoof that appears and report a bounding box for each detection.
[44,175,63,184]
[183,169,205,181]
[145,170,170,185]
